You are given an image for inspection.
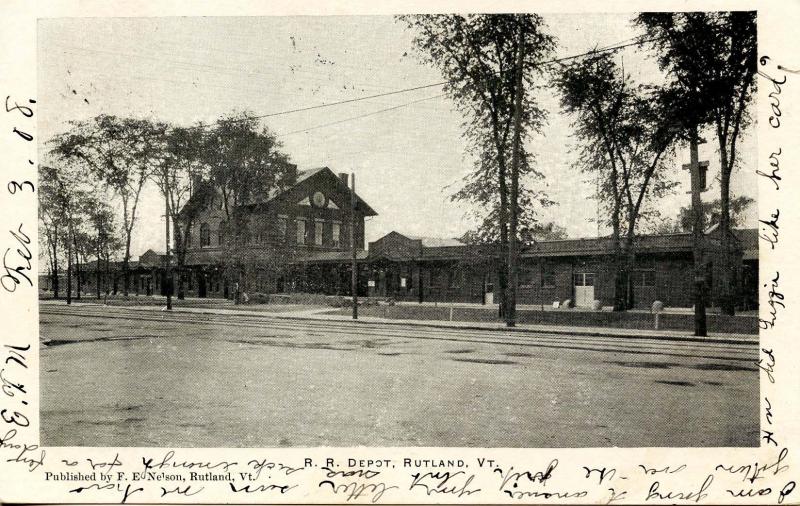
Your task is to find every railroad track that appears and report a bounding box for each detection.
[39,304,759,364]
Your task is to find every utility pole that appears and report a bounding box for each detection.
[164,172,172,311]
[66,224,72,305]
[506,24,525,328]
[350,172,358,320]
[74,235,81,300]
[687,127,706,336]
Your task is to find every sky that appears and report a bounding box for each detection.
[37,14,758,257]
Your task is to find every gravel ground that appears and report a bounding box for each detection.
[40,307,759,448]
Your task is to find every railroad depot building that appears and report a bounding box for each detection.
[48,166,759,310]
[364,228,758,310]
[178,166,376,298]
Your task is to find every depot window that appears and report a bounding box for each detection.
[296,219,306,245]
[277,215,288,239]
[541,269,555,288]
[449,269,463,289]
[315,220,324,246]
[518,268,535,288]
[200,223,210,247]
[332,222,341,248]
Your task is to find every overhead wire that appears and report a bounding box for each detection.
[277,93,446,137]
[231,35,662,127]
[50,33,662,136]
[268,35,660,137]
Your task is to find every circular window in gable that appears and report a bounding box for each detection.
[311,191,327,208]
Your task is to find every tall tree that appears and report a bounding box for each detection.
[399,14,556,319]
[520,221,567,242]
[39,165,64,298]
[151,123,209,300]
[675,195,754,233]
[199,111,296,302]
[461,220,566,244]
[85,193,121,300]
[635,12,757,315]
[39,163,92,304]
[554,52,680,310]
[451,137,555,245]
[72,227,93,299]
[50,115,156,296]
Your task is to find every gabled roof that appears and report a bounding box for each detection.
[296,167,328,184]
[230,166,377,216]
[292,166,377,216]
[245,167,326,205]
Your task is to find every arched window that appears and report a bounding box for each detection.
[218,221,227,246]
[200,223,210,247]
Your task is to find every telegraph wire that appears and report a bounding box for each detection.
[277,93,446,137]
[52,34,663,136]
[233,36,663,126]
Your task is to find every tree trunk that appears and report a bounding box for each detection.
[177,267,186,300]
[104,254,110,302]
[496,142,510,319]
[96,249,102,300]
[66,231,73,305]
[718,139,735,315]
[74,236,81,300]
[488,105,510,320]
[52,228,59,299]
[497,215,508,319]
[175,229,186,300]
[235,261,244,304]
[123,234,132,297]
[611,194,625,311]
[623,202,639,309]
[506,25,525,328]
[691,130,708,336]
[623,229,637,310]
[164,189,172,310]
[613,259,626,311]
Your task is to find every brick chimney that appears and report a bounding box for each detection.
[338,172,349,186]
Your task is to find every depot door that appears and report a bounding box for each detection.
[198,273,207,298]
[574,272,595,307]
[484,282,494,305]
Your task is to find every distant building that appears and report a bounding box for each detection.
[39,247,172,297]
